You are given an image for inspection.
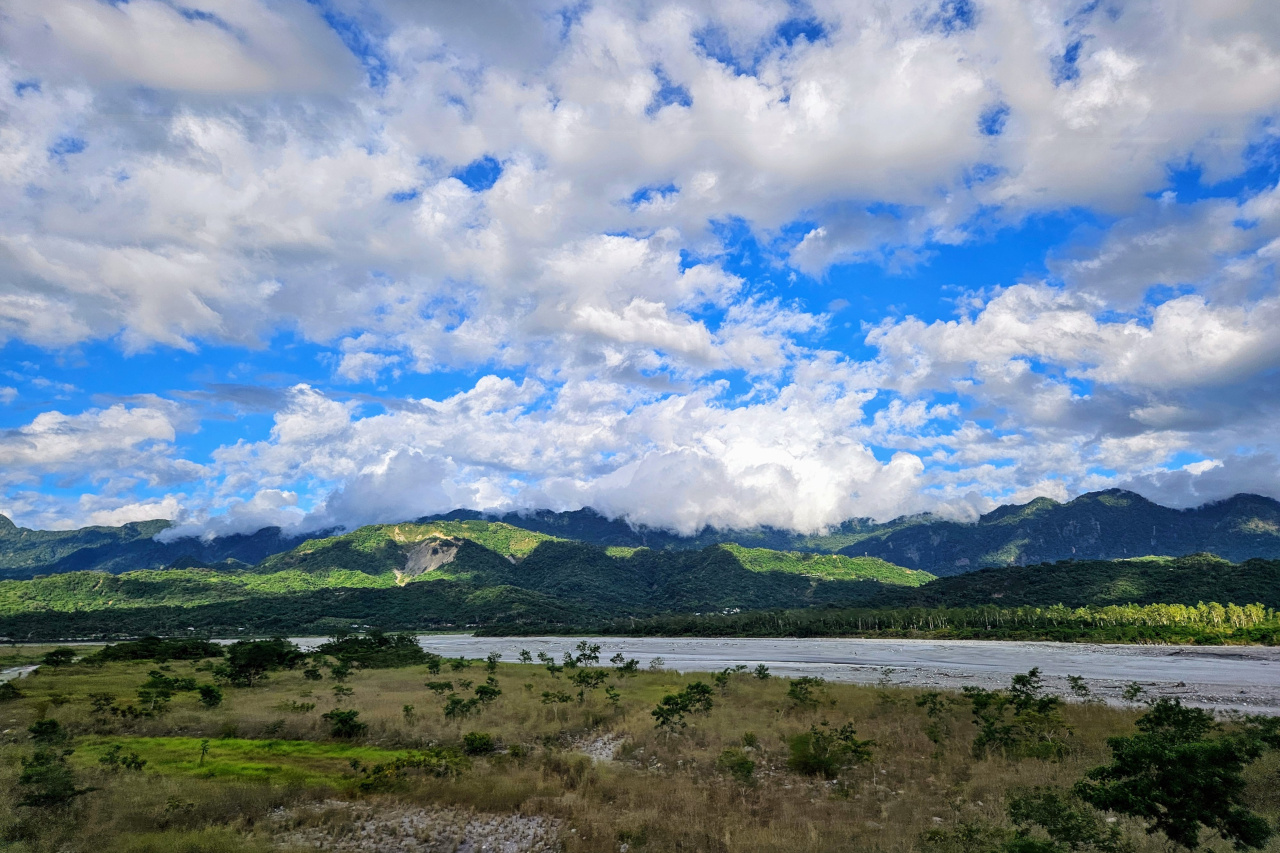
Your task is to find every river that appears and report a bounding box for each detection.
[283,635,1280,715]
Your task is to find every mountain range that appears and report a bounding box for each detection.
[3,488,1280,580]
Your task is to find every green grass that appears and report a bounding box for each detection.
[718,543,934,585]
[74,737,416,786]
[0,568,400,615]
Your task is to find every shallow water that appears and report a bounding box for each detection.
[295,635,1280,715]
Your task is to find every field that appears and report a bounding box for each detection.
[1,640,1278,853]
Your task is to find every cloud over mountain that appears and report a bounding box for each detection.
[1,0,1278,534]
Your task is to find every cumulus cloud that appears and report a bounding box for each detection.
[2,1,1280,533]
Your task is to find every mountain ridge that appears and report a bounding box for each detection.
[2,488,1279,579]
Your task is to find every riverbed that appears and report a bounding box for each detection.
[297,635,1280,715]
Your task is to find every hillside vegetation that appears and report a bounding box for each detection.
[888,553,1280,609]
[5,489,1280,581]
[0,514,313,581]
[0,528,934,640]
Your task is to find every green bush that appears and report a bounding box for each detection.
[197,685,223,708]
[786,676,826,711]
[321,709,368,739]
[651,681,714,732]
[716,748,755,786]
[786,723,873,780]
[462,731,495,755]
[17,747,92,808]
[964,668,1071,760]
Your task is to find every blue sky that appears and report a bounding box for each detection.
[1,0,1279,535]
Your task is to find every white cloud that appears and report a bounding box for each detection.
[3,1,1280,533]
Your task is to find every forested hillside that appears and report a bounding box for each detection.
[884,553,1280,609]
[0,528,931,639]
[0,514,316,580]
[4,489,1280,580]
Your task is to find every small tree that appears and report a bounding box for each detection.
[1076,699,1276,850]
[17,747,93,808]
[610,652,639,676]
[573,641,602,666]
[321,709,368,739]
[753,664,771,680]
[485,652,502,674]
[964,668,1070,760]
[41,648,76,668]
[197,684,223,708]
[916,691,956,748]
[652,681,715,732]
[570,669,608,702]
[519,649,533,664]
[787,676,827,712]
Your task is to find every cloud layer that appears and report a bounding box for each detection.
[1,0,1279,533]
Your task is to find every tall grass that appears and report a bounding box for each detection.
[1,654,1276,853]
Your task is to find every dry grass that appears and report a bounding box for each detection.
[1,652,1277,853]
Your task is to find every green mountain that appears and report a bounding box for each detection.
[0,522,930,639]
[883,553,1280,609]
[426,490,1280,575]
[0,514,317,581]
[839,491,1280,575]
[4,489,1280,581]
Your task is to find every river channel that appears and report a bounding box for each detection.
[284,635,1280,715]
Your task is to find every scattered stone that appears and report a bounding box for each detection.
[272,800,561,853]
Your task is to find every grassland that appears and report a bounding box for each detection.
[1,642,1278,853]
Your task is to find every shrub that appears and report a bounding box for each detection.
[197,685,223,708]
[964,668,1070,760]
[41,648,76,667]
[0,681,22,702]
[462,731,496,755]
[17,747,93,808]
[716,748,755,786]
[28,719,69,746]
[652,681,714,732]
[786,676,826,711]
[426,681,454,694]
[99,743,147,772]
[321,709,368,739]
[89,637,223,664]
[786,723,874,780]
[753,664,771,680]
[316,631,429,668]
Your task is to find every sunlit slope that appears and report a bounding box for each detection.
[718,543,931,586]
[256,520,560,576]
[0,525,930,637]
[894,552,1280,609]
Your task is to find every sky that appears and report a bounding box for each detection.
[1,0,1280,537]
